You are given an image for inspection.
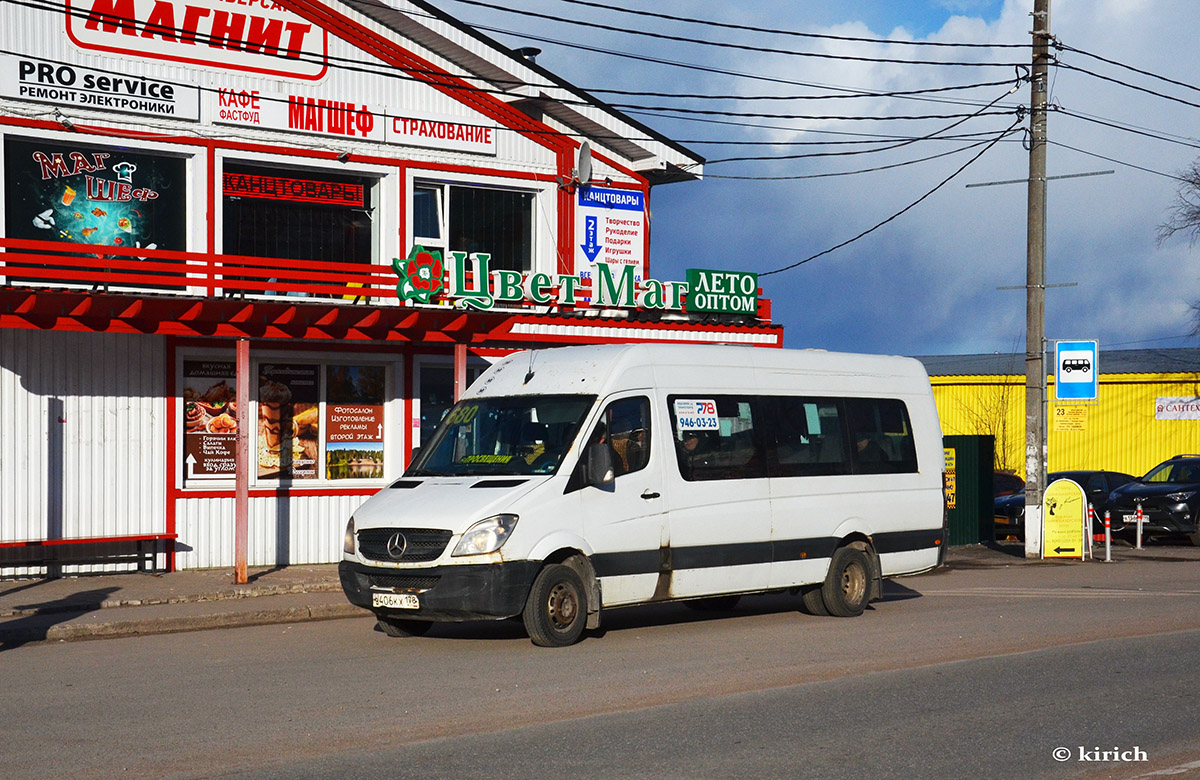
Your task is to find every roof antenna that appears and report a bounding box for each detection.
[523,350,536,384]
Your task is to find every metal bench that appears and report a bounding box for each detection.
[0,534,177,575]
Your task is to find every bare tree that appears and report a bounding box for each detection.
[1158,161,1200,335]
[954,378,1020,475]
[1158,160,1200,247]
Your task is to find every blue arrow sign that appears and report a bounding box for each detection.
[580,215,602,263]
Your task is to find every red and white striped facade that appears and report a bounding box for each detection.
[0,0,782,573]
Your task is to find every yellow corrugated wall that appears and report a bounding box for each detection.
[931,372,1200,480]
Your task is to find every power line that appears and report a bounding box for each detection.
[759,118,1021,275]
[702,132,1017,180]
[1054,108,1200,150]
[606,104,1014,122]
[516,0,1029,49]
[588,77,1019,103]
[703,86,1017,164]
[7,0,1022,130]
[418,10,1032,110]
[1056,42,1200,96]
[677,129,1024,147]
[440,0,1029,67]
[1051,105,1200,147]
[1047,140,1182,181]
[0,42,1016,155]
[1056,61,1200,111]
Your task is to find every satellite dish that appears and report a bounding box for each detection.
[577,141,592,189]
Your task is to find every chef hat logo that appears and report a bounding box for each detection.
[113,161,137,183]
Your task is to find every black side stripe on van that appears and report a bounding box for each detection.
[590,529,942,578]
[874,529,944,555]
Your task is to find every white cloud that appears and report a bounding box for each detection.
[450,0,1200,355]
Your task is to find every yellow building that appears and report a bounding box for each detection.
[919,350,1200,481]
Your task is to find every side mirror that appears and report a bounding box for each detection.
[585,442,616,487]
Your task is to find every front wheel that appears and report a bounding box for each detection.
[820,543,872,618]
[800,585,829,616]
[522,564,588,647]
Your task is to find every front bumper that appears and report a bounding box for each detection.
[339,559,541,622]
[1107,504,1198,537]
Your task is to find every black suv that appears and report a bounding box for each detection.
[1106,455,1200,545]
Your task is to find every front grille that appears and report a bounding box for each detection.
[368,573,441,591]
[358,527,452,563]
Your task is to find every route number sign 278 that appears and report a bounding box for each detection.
[674,399,720,431]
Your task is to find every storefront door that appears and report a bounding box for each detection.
[414,356,490,449]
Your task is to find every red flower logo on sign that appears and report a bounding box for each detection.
[393,246,444,304]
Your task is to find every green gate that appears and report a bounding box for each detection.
[944,435,995,546]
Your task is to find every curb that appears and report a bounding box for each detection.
[3,602,366,646]
[0,581,344,619]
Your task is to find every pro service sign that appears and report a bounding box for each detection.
[1055,340,1098,401]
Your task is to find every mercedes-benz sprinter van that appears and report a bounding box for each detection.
[340,343,946,646]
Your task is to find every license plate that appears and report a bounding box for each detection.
[372,592,419,610]
[1123,514,1137,524]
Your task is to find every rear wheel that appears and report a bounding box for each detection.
[820,543,872,618]
[376,616,433,638]
[523,564,588,647]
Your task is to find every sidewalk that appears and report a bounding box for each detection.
[0,563,358,648]
[1,542,1194,647]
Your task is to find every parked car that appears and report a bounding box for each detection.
[993,470,1137,540]
[1106,455,1200,545]
[994,471,1025,497]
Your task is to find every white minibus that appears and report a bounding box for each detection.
[340,343,947,646]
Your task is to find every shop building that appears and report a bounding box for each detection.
[920,348,1200,480]
[0,0,782,575]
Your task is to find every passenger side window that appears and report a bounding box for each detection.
[771,397,850,477]
[598,396,651,477]
[845,398,918,474]
[669,395,765,481]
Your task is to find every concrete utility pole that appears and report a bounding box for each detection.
[1024,0,1051,559]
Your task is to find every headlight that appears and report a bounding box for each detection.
[452,514,518,556]
[344,516,356,555]
[1166,491,1196,502]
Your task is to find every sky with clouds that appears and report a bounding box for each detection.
[432,0,1200,357]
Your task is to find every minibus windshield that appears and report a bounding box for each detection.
[407,394,596,477]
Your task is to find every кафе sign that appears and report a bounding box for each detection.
[394,247,760,315]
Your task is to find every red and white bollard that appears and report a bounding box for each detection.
[1104,510,1112,563]
[1136,501,1144,550]
[1088,504,1096,559]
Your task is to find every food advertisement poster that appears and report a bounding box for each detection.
[325,365,385,480]
[4,137,186,261]
[258,363,319,480]
[183,361,237,481]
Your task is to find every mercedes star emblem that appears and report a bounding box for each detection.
[386,532,408,560]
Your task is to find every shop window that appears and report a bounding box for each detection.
[222,163,377,292]
[416,360,489,448]
[412,181,533,272]
[3,136,188,290]
[181,358,390,487]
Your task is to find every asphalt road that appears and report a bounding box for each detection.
[3,552,1200,780]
